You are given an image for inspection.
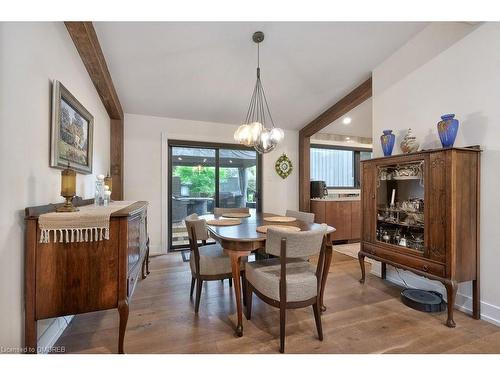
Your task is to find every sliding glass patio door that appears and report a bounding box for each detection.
[168,141,261,250]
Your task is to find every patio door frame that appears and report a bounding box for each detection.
[166,139,263,251]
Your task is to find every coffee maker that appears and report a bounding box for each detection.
[310,181,328,198]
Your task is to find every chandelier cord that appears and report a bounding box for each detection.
[241,33,276,129]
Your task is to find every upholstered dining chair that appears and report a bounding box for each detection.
[245,226,328,353]
[185,214,245,313]
[214,207,250,216]
[285,209,315,224]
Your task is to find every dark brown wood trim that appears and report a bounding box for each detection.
[298,77,372,211]
[65,22,124,200]
[110,118,124,200]
[299,135,311,211]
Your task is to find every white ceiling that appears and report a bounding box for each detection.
[94,22,426,130]
[319,97,372,137]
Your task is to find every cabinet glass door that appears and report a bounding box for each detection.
[376,161,425,253]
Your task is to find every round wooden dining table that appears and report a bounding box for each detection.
[202,211,336,337]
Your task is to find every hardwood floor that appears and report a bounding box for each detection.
[55,251,500,353]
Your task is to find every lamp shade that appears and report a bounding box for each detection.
[269,127,285,143]
[254,128,277,153]
[61,166,76,197]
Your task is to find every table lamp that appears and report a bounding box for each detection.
[56,163,79,212]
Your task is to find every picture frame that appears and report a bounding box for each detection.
[50,80,94,174]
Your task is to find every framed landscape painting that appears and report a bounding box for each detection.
[50,80,94,174]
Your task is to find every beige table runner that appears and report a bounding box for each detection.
[39,201,136,243]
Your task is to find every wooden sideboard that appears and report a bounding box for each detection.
[310,199,361,241]
[24,198,149,353]
[358,147,480,328]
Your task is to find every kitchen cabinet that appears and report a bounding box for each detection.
[310,199,360,241]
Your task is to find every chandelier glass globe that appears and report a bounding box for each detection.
[254,128,277,153]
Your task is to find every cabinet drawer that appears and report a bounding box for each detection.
[127,262,141,298]
[127,209,147,273]
[363,243,446,278]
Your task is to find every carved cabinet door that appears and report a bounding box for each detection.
[426,152,449,264]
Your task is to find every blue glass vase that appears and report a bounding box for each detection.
[380,130,395,156]
[437,114,459,148]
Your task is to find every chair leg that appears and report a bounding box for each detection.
[245,281,253,320]
[279,303,286,353]
[313,302,323,341]
[194,279,203,313]
[241,271,246,307]
[190,277,195,298]
[229,278,233,287]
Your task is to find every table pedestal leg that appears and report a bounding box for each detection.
[229,252,243,337]
[320,242,333,312]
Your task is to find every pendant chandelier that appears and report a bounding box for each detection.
[234,31,284,153]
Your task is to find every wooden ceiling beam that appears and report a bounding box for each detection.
[65,22,123,120]
[300,77,372,138]
[65,21,124,200]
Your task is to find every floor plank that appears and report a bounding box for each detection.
[55,250,500,353]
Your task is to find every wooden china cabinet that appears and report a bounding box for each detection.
[358,147,481,327]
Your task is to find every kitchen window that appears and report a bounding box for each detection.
[310,145,372,188]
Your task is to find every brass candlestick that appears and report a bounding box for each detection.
[56,163,79,212]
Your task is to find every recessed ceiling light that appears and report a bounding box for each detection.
[345,137,351,141]
[342,117,352,125]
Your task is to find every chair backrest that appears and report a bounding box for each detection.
[213,207,250,216]
[266,225,327,258]
[185,214,209,241]
[285,209,315,224]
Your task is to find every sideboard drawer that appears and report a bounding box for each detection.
[127,209,147,273]
[363,243,446,278]
[127,262,141,298]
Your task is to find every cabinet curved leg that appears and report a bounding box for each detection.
[444,280,458,328]
[141,256,147,279]
[358,252,366,284]
[118,300,129,354]
[381,262,387,280]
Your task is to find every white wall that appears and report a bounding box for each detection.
[0,23,110,349]
[372,22,500,324]
[124,113,298,254]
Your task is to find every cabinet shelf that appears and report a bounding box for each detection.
[377,219,424,229]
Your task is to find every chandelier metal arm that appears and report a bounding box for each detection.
[244,79,258,125]
[259,78,275,129]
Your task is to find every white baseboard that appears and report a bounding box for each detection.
[370,262,500,327]
[149,243,165,256]
[37,316,73,353]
